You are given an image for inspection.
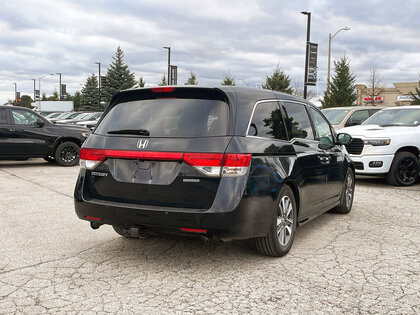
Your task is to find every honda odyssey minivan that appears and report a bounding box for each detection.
[74,86,354,257]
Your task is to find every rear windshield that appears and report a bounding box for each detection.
[95,98,229,137]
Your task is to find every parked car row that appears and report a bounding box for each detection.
[39,111,102,129]
[322,105,420,186]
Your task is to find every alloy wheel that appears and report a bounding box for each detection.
[61,145,78,164]
[345,173,354,209]
[277,196,294,246]
[397,157,417,184]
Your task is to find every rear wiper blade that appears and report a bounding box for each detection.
[107,129,150,136]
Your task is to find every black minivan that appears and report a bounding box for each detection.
[74,87,354,256]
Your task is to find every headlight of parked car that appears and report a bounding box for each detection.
[82,131,91,138]
[363,138,391,146]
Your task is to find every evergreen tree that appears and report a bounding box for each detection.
[262,65,293,93]
[104,46,137,102]
[18,95,33,108]
[322,57,357,108]
[138,77,146,88]
[185,72,198,85]
[41,93,47,101]
[81,74,99,109]
[410,81,420,105]
[71,91,82,110]
[158,74,167,86]
[221,73,235,86]
[46,91,59,101]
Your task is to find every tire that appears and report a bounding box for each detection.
[252,185,297,257]
[330,168,355,214]
[113,225,131,237]
[386,152,419,186]
[54,142,80,166]
[43,156,56,163]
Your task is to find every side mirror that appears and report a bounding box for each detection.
[35,119,45,127]
[337,133,352,145]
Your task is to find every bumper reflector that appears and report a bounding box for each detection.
[85,216,101,221]
[180,228,207,233]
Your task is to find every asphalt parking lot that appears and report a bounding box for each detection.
[0,159,419,314]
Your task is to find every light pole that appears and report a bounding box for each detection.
[94,62,101,109]
[32,79,36,101]
[56,73,61,100]
[163,46,171,85]
[12,83,17,103]
[38,73,54,105]
[301,11,311,99]
[327,26,350,89]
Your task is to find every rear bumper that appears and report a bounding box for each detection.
[74,173,275,240]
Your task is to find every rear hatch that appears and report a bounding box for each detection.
[80,87,248,210]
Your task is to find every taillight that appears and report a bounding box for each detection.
[222,154,252,177]
[79,148,106,170]
[79,148,251,176]
[183,153,251,177]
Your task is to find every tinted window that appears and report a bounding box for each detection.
[96,98,229,137]
[309,107,333,144]
[248,102,287,140]
[0,109,8,124]
[347,110,369,125]
[282,102,314,140]
[12,109,39,126]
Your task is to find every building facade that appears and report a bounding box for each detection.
[356,82,418,107]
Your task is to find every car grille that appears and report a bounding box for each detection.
[345,138,364,155]
[353,162,364,170]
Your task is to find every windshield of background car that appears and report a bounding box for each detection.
[363,108,420,126]
[321,109,351,125]
[95,98,229,137]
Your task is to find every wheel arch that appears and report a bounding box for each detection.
[395,146,420,158]
[52,137,82,154]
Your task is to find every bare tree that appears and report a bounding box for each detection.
[367,66,384,105]
[292,77,316,100]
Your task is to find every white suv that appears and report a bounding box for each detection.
[341,106,420,186]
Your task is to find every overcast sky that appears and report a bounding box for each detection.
[0,0,419,103]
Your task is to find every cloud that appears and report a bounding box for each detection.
[0,0,419,103]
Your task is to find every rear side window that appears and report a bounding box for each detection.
[347,110,369,125]
[282,102,314,140]
[96,99,229,137]
[0,109,8,124]
[248,101,287,140]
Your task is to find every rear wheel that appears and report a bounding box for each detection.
[386,152,419,186]
[330,168,355,214]
[54,141,80,166]
[252,185,297,257]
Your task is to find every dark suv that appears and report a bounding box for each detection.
[0,106,90,166]
[74,87,354,256]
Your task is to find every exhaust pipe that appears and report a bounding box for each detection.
[90,222,102,230]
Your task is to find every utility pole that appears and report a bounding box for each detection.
[163,46,171,84]
[95,62,101,109]
[301,11,311,99]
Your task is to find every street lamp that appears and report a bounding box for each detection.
[31,79,36,101]
[38,73,54,103]
[56,73,61,100]
[327,26,350,89]
[12,83,17,103]
[301,11,311,99]
[94,62,101,109]
[163,46,171,85]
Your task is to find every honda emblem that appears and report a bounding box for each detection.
[137,139,149,149]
